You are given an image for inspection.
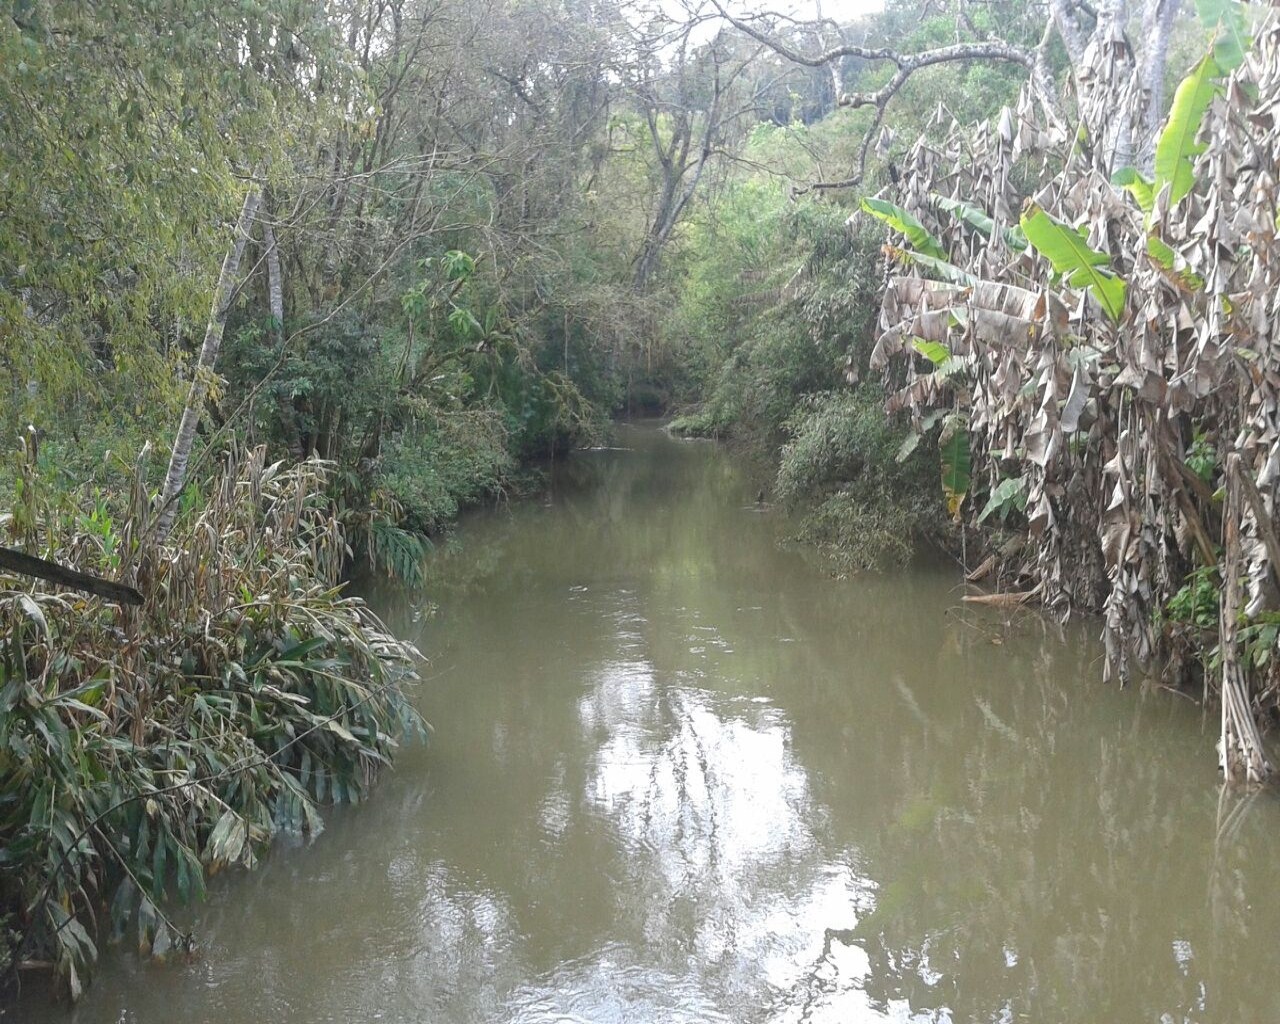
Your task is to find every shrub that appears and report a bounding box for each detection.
[777,388,942,570]
[0,447,424,998]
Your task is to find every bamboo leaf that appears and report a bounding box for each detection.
[206,808,246,868]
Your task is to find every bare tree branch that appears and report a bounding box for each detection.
[710,0,1072,193]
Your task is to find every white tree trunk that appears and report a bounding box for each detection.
[263,207,284,349]
[1138,0,1181,171]
[155,184,263,543]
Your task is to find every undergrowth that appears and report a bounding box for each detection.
[0,446,424,999]
[777,389,943,571]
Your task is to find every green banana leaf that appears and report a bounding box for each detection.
[885,245,977,285]
[911,338,951,366]
[1155,55,1221,207]
[1020,204,1127,321]
[1112,168,1155,214]
[862,197,948,260]
[933,195,1028,250]
[1195,0,1249,71]
[939,415,971,520]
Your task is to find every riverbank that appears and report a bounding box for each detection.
[16,424,1280,1023]
[0,450,424,1002]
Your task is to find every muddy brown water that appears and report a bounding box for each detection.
[16,423,1280,1023]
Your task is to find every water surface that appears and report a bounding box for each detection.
[17,424,1280,1023]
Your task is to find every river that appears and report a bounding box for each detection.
[16,423,1280,1023]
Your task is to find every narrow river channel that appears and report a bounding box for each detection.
[18,423,1280,1023]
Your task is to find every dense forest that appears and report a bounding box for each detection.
[1,0,1275,1001]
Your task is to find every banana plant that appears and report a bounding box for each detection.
[1019,204,1127,321]
[939,413,971,520]
[861,197,948,260]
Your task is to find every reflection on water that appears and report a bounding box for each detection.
[17,424,1280,1024]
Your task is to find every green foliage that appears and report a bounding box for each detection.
[666,193,884,446]
[1154,55,1223,207]
[1186,431,1218,484]
[887,247,977,285]
[776,390,943,570]
[1163,566,1220,629]
[978,476,1028,524]
[1195,0,1249,73]
[911,339,952,366]
[933,195,1028,251]
[861,198,948,260]
[667,411,721,438]
[0,449,423,997]
[1240,612,1280,671]
[1020,205,1127,321]
[1115,35,1238,219]
[364,518,433,590]
[1113,167,1157,214]
[0,0,354,464]
[938,416,971,520]
[377,411,513,533]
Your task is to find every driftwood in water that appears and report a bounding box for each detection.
[0,546,143,606]
[965,554,998,583]
[961,590,1038,608]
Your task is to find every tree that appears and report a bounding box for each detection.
[155,184,262,543]
[0,0,349,467]
[710,0,1190,191]
[625,21,765,289]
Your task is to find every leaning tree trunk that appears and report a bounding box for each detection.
[154,183,263,543]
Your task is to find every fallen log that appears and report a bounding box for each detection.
[0,546,143,606]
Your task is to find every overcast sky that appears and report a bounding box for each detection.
[723,0,886,23]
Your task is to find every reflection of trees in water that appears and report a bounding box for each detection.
[582,659,832,1007]
[367,427,1280,1024]
[694,568,1280,1022]
[771,607,1280,1023]
[385,430,751,616]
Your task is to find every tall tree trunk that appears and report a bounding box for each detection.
[1138,0,1180,172]
[155,184,263,543]
[263,205,284,349]
[262,196,305,460]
